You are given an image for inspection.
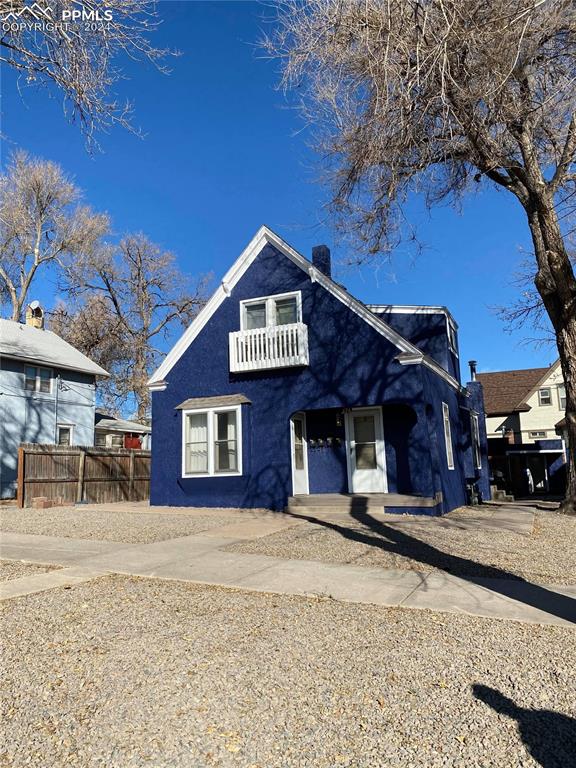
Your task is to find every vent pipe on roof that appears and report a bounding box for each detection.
[25,301,44,329]
[468,360,477,381]
[312,245,331,278]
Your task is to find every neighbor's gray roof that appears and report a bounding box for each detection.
[0,319,109,377]
[95,417,151,434]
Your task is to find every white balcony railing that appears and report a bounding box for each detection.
[229,322,309,373]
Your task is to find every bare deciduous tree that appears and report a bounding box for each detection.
[268,0,576,511]
[0,151,108,321]
[55,235,208,420]
[0,0,171,143]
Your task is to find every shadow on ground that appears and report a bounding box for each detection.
[473,684,576,768]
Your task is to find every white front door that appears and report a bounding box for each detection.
[346,408,387,493]
[290,413,309,495]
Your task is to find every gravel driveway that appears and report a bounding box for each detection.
[227,508,576,585]
[1,575,574,768]
[0,506,246,544]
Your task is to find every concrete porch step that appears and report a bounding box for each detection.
[490,485,515,502]
[287,493,438,514]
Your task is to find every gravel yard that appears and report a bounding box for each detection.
[227,508,576,585]
[1,575,574,768]
[0,506,247,544]
[0,560,60,583]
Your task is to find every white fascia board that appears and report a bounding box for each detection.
[148,225,461,391]
[148,227,269,386]
[368,304,459,329]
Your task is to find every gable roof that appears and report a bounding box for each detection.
[476,366,554,415]
[148,226,461,391]
[0,319,109,377]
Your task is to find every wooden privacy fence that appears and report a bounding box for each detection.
[17,444,151,508]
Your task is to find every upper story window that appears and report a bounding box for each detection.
[25,365,52,394]
[241,292,302,330]
[447,320,458,356]
[538,387,552,406]
[558,384,566,410]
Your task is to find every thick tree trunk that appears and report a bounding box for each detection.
[133,340,150,424]
[555,323,576,515]
[528,197,576,514]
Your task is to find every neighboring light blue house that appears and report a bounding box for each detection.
[0,305,109,498]
[148,227,490,514]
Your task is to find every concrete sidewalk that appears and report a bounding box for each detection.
[2,506,575,626]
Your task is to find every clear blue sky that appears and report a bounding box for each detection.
[1,0,558,374]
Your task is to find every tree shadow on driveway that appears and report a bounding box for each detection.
[286,501,576,624]
[473,684,576,768]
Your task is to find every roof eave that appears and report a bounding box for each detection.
[0,351,109,378]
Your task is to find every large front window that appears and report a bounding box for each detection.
[183,406,241,476]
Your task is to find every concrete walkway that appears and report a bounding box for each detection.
[1,505,575,627]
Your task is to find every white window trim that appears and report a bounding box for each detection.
[447,318,459,357]
[470,412,481,470]
[538,387,552,406]
[558,384,566,410]
[25,365,53,394]
[56,423,74,446]
[181,404,242,478]
[528,430,547,439]
[442,402,455,470]
[239,290,302,330]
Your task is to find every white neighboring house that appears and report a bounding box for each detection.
[478,360,566,443]
[95,410,151,450]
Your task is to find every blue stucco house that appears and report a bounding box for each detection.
[148,227,490,514]
[0,305,109,499]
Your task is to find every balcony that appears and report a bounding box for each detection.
[229,322,309,373]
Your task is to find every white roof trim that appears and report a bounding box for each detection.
[148,226,462,391]
[368,304,459,329]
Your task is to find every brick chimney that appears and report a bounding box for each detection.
[312,245,331,278]
[25,301,44,329]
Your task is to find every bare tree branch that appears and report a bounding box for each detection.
[57,234,209,419]
[0,0,175,146]
[0,150,108,320]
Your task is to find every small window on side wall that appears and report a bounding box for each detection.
[538,388,552,406]
[471,413,482,470]
[558,384,566,410]
[57,425,72,446]
[447,320,458,356]
[24,365,52,393]
[442,402,455,470]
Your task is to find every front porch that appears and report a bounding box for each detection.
[289,404,439,512]
[287,492,443,517]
